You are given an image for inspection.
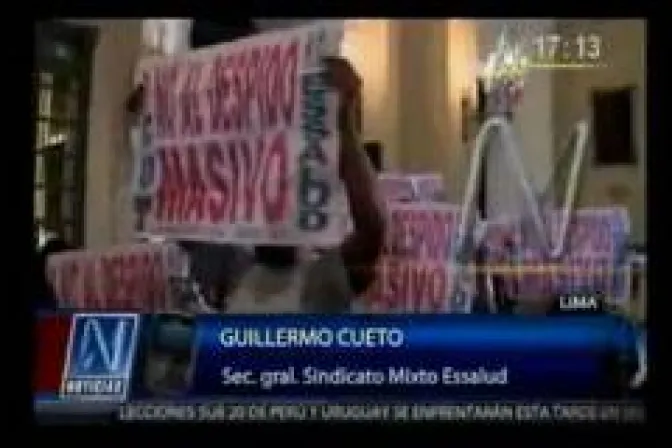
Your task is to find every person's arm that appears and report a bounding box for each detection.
[126,84,144,118]
[325,58,386,294]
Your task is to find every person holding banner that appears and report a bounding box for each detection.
[125,55,384,314]
[127,84,253,312]
[224,56,385,313]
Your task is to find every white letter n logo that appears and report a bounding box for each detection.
[68,314,139,378]
[78,319,127,373]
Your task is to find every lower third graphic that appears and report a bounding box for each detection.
[60,313,140,402]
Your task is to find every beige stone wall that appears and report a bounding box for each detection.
[552,19,646,244]
[70,20,143,249]
[341,20,399,170]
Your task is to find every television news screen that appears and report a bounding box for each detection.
[33,18,647,424]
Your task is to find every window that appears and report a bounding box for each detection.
[592,86,637,166]
[34,22,96,247]
[364,141,383,172]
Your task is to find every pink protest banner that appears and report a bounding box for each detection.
[46,243,188,311]
[377,174,416,202]
[413,174,446,202]
[366,259,460,313]
[378,173,446,202]
[480,207,631,303]
[364,203,475,313]
[133,23,347,246]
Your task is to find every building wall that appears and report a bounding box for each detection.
[69,19,143,249]
[444,20,479,202]
[552,19,647,244]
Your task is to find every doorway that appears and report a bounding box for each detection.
[33,21,95,247]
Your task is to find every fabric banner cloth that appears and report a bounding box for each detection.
[378,173,446,202]
[131,22,347,246]
[480,207,631,303]
[364,202,476,313]
[46,243,189,311]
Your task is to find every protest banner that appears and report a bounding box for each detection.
[46,243,189,311]
[378,173,446,202]
[480,207,631,303]
[412,174,447,202]
[363,203,476,313]
[129,120,155,233]
[133,22,348,246]
[377,174,416,202]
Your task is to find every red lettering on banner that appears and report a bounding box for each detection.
[385,208,456,260]
[154,134,289,226]
[231,52,246,131]
[184,144,207,221]
[240,138,264,221]
[46,245,184,311]
[261,133,289,223]
[246,47,261,126]
[205,41,299,135]
[387,261,410,307]
[156,145,187,222]
[227,140,241,220]
[410,264,446,311]
[179,62,205,138]
[369,260,447,312]
[209,54,234,133]
[205,141,232,222]
[264,44,281,129]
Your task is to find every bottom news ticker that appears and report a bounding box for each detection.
[36,313,646,425]
[116,401,645,423]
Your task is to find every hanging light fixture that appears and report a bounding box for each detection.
[479,30,529,118]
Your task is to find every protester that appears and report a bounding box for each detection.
[224,57,385,313]
[177,241,252,311]
[124,56,384,314]
[127,86,252,313]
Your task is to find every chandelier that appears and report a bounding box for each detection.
[480,31,529,117]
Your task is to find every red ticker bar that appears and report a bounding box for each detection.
[34,314,72,395]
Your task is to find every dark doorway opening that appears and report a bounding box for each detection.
[33,21,96,247]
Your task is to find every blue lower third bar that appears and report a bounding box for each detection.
[135,315,639,401]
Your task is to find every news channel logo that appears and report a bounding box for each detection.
[60,314,140,402]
